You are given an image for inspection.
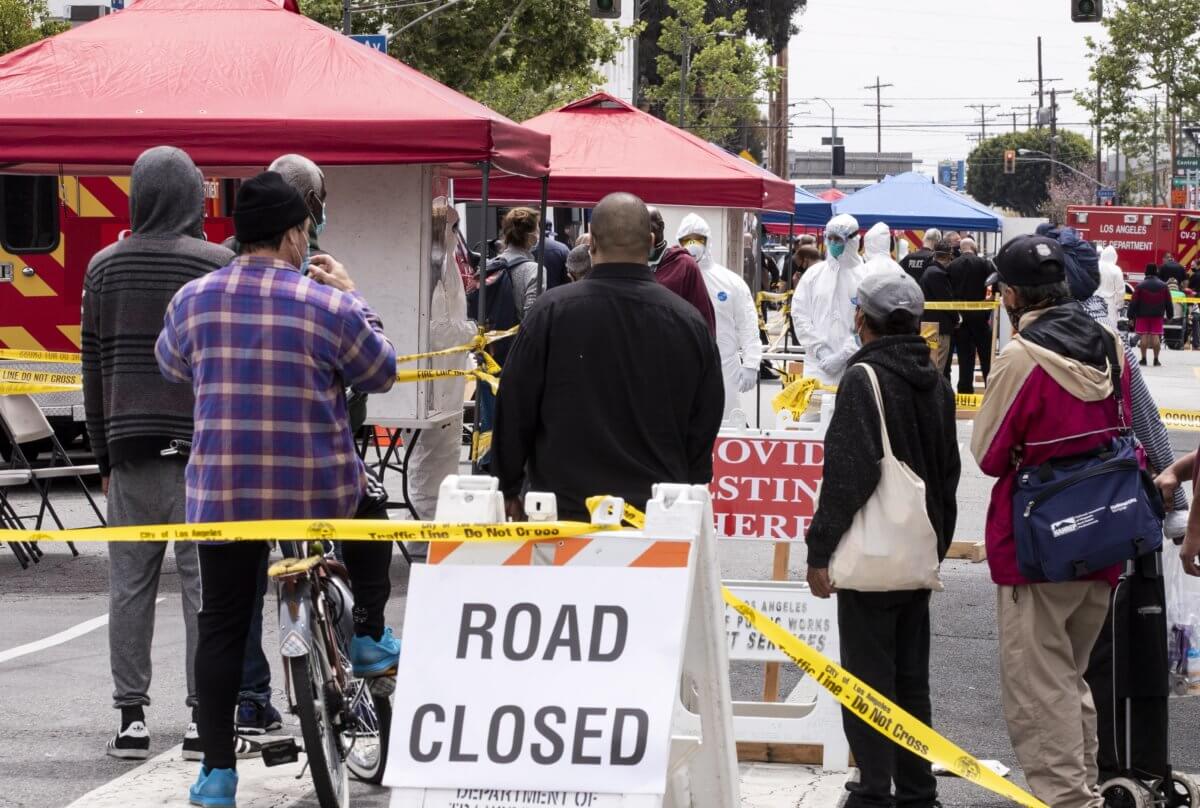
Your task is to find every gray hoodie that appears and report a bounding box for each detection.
[81,146,234,475]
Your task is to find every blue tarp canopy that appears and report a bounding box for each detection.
[762,185,834,228]
[833,171,1002,232]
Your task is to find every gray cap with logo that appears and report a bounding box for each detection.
[853,270,926,320]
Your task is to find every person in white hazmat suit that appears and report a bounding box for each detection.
[1097,244,1126,330]
[676,213,762,423]
[405,199,476,538]
[862,221,904,276]
[791,213,869,388]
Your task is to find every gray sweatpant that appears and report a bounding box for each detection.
[107,456,200,710]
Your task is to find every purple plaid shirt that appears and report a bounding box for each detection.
[156,256,396,524]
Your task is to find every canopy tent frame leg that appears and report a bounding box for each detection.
[535,175,549,292]
[472,160,491,475]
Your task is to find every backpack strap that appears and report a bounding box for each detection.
[1102,329,1128,433]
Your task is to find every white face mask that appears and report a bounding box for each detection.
[686,242,706,261]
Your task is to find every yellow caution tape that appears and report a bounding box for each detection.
[723,588,1050,808]
[397,367,499,394]
[0,368,83,387]
[1125,293,1200,304]
[393,326,518,365]
[0,382,82,395]
[585,496,647,529]
[755,291,791,304]
[0,518,611,545]
[0,348,82,363]
[772,375,837,417]
[1160,408,1200,431]
[923,301,999,311]
[470,428,492,462]
[956,393,983,411]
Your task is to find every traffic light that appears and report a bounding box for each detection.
[832,145,846,177]
[1004,149,1017,175]
[1072,0,1102,22]
[590,0,620,19]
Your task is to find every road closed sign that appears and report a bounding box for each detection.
[710,435,823,540]
[385,563,691,800]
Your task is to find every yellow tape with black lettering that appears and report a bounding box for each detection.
[0,348,82,363]
[0,382,82,395]
[396,368,499,394]
[0,518,611,545]
[956,393,983,411]
[1160,408,1200,431]
[923,301,999,311]
[394,327,518,365]
[723,588,1049,808]
[0,368,83,387]
[585,496,647,529]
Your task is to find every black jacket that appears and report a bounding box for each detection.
[900,248,932,283]
[805,336,960,569]
[493,262,724,519]
[920,261,959,333]
[1160,259,1187,287]
[948,253,992,302]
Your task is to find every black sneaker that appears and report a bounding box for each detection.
[182,722,202,761]
[106,719,150,760]
[1154,358,1163,366]
[235,699,282,736]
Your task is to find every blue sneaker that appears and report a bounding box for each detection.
[189,766,237,807]
[350,628,400,677]
[235,699,281,736]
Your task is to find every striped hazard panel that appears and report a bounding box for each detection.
[429,534,692,568]
[1178,216,1200,267]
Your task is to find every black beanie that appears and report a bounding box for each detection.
[234,171,309,244]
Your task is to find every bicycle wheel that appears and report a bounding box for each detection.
[290,646,349,808]
[342,676,391,784]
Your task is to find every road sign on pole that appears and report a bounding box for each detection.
[1177,156,1200,171]
[349,34,388,52]
[1097,187,1116,200]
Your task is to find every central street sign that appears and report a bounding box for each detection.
[1177,156,1200,170]
[350,34,388,52]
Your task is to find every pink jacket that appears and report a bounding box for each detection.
[971,306,1132,586]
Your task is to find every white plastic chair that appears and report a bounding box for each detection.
[0,393,102,546]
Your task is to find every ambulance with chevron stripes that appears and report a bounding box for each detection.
[0,174,233,451]
[1067,205,1200,280]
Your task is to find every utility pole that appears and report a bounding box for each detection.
[773,47,790,177]
[678,24,690,129]
[1018,37,1062,129]
[1050,87,1059,183]
[342,0,351,34]
[1152,93,1160,206]
[863,75,893,154]
[1095,78,1103,202]
[1008,111,1019,133]
[966,103,1000,141]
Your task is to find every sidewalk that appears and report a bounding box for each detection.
[740,764,848,808]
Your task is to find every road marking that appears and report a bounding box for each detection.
[0,598,163,665]
[64,743,310,808]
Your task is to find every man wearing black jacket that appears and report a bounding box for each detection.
[805,270,959,808]
[949,237,994,394]
[920,240,959,376]
[493,192,724,520]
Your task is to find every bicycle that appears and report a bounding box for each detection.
[268,542,393,807]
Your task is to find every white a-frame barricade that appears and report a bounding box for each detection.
[708,403,851,771]
[385,476,740,808]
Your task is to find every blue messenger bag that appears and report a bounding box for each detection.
[1011,335,1164,582]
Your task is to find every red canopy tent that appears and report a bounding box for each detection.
[0,0,549,177]
[456,93,793,212]
[817,188,846,202]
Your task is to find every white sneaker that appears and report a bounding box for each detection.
[106,720,150,760]
[181,722,202,761]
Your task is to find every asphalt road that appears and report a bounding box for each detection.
[2,350,1200,807]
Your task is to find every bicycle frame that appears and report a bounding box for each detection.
[269,553,351,700]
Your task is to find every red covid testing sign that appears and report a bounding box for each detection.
[710,436,824,540]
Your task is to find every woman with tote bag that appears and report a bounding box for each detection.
[805,271,961,808]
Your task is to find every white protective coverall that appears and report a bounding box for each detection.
[677,212,762,421]
[1097,245,1126,330]
[790,213,869,387]
[406,201,476,521]
[862,221,904,276]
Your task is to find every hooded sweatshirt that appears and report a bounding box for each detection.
[971,302,1131,586]
[806,336,960,570]
[861,222,904,276]
[649,242,717,335]
[82,147,234,476]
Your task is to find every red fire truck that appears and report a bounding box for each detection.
[1066,205,1200,280]
[0,174,234,446]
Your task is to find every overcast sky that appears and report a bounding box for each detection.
[784,0,1104,173]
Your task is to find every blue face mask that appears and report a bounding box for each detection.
[314,201,328,236]
[828,240,846,258]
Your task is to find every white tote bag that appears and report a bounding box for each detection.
[828,364,944,592]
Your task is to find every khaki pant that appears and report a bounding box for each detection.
[997,582,1110,808]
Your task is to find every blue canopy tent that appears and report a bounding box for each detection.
[833,171,1002,232]
[762,185,834,231]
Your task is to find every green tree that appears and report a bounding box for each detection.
[642,0,775,147]
[1078,0,1200,177]
[966,129,1094,217]
[0,0,67,55]
[305,0,629,121]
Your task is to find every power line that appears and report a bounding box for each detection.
[965,104,1000,140]
[863,76,894,154]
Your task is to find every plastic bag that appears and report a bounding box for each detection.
[1164,548,1200,684]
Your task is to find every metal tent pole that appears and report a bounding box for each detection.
[536,175,549,292]
[472,161,491,475]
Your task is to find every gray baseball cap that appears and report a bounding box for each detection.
[853,270,925,320]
